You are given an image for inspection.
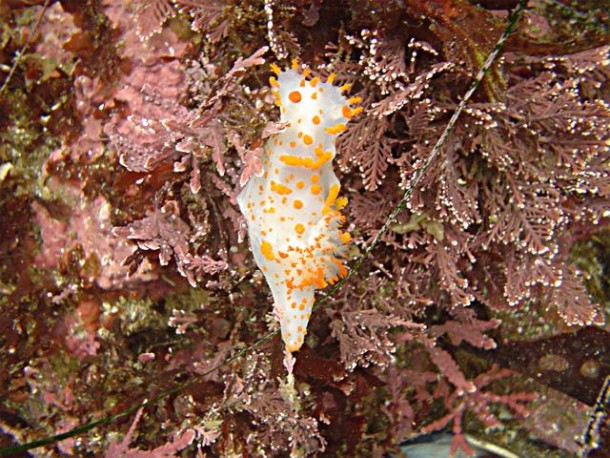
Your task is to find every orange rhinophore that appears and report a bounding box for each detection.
[237,61,361,353]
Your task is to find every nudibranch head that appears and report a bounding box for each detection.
[238,59,361,353]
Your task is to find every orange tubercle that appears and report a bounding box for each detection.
[289,91,302,103]
[339,231,352,244]
[326,184,340,206]
[261,241,275,261]
[302,134,313,145]
[270,63,281,75]
[270,180,293,195]
[325,123,347,135]
[286,341,302,352]
[350,106,364,116]
[310,184,323,195]
[335,196,348,210]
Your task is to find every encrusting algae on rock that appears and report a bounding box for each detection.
[237,59,361,352]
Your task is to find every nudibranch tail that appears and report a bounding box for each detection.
[237,59,361,353]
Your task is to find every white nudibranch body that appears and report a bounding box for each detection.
[237,60,361,352]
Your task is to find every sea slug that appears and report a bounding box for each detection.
[237,60,361,352]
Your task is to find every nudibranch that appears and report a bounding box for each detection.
[237,59,362,352]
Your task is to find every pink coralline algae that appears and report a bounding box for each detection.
[101,0,191,173]
[33,177,156,290]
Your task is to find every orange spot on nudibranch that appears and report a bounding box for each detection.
[270,180,292,195]
[325,123,347,135]
[270,63,281,76]
[280,146,332,171]
[322,184,341,214]
[289,91,302,103]
[295,223,305,235]
[293,200,303,209]
[350,106,364,117]
[261,241,275,261]
[296,180,305,189]
[303,134,313,145]
[310,184,322,195]
[335,196,348,210]
[340,231,352,244]
[312,115,320,124]
[286,342,300,352]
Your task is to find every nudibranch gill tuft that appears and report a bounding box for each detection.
[237,59,361,353]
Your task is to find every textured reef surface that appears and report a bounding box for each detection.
[0,0,609,456]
